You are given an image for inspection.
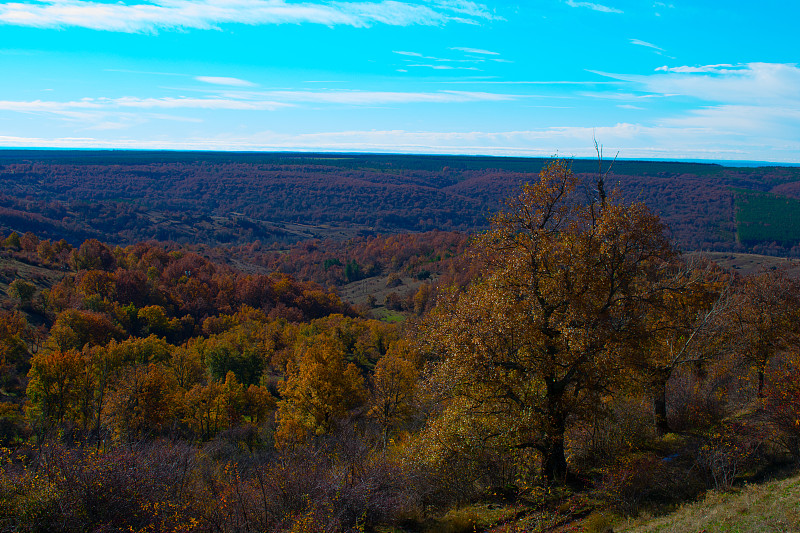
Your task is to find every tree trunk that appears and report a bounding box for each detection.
[787,435,800,462]
[541,425,568,482]
[542,381,569,482]
[653,376,670,436]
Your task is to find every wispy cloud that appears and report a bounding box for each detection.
[0,0,498,33]
[430,0,502,20]
[0,89,519,122]
[7,122,797,163]
[663,105,800,137]
[406,64,481,70]
[630,39,664,51]
[394,47,496,70]
[394,49,487,63]
[579,91,675,101]
[450,46,499,55]
[627,63,800,105]
[440,80,623,85]
[565,0,623,14]
[111,96,293,110]
[195,76,256,87]
[394,50,425,57]
[225,89,519,104]
[0,96,293,116]
[106,68,185,77]
[654,64,738,74]
[582,62,800,161]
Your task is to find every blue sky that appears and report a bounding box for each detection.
[0,0,798,162]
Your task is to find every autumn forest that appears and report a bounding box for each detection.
[1,152,800,532]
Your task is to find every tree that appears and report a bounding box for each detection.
[27,349,84,427]
[137,305,172,338]
[76,269,115,300]
[728,269,800,397]
[275,336,366,446]
[48,309,123,351]
[764,356,800,459]
[184,380,225,440]
[19,232,39,253]
[0,311,29,366]
[105,335,172,365]
[200,325,265,386]
[7,279,36,307]
[72,238,116,271]
[368,343,419,447]
[166,342,205,391]
[2,232,20,250]
[104,363,178,442]
[422,159,674,482]
[634,259,730,435]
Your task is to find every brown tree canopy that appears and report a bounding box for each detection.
[422,159,676,482]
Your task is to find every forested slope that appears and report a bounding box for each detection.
[1,157,800,532]
[3,151,800,254]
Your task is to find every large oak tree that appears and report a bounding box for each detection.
[422,159,675,482]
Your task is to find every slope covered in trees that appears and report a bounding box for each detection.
[1,158,800,531]
[3,150,800,254]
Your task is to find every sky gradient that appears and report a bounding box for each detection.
[1,0,798,162]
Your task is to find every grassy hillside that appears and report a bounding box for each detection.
[696,252,800,277]
[617,472,800,533]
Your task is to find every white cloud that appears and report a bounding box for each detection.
[630,39,663,52]
[654,64,738,74]
[0,0,498,33]
[578,62,800,162]
[663,105,800,137]
[232,89,517,104]
[195,76,256,87]
[0,89,519,124]
[394,49,490,65]
[406,63,480,70]
[109,96,292,110]
[440,79,622,85]
[106,68,185,77]
[0,96,294,116]
[450,46,499,55]
[630,63,800,106]
[5,123,797,163]
[565,0,623,14]
[431,0,501,20]
[0,99,103,112]
[578,90,676,101]
[5,62,800,164]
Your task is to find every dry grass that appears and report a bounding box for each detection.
[338,273,431,307]
[617,473,800,533]
[0,255,67,318]
[697,252,800,278]
[428,503,523,533]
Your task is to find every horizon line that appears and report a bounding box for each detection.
[1,147,798,168]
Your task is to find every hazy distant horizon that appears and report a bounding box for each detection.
[2,147,798,169]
